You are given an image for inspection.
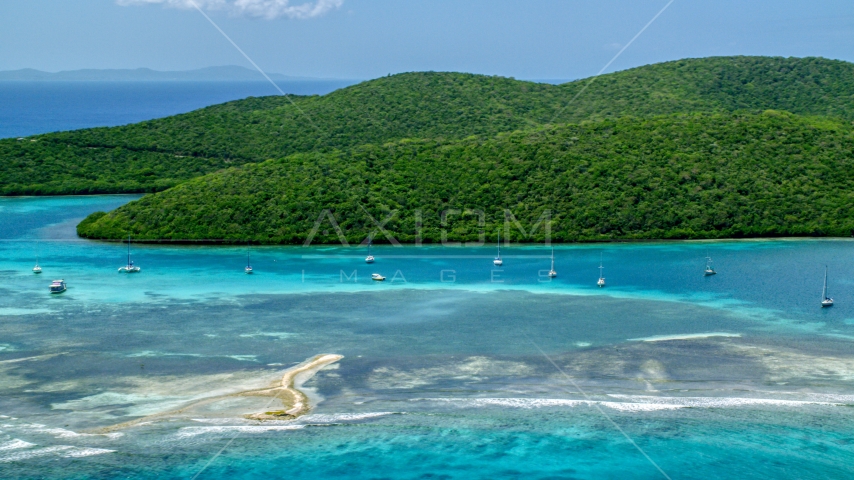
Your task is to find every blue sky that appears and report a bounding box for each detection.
[1,0,852,80]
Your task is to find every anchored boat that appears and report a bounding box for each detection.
[704,256,717,276]
[548,247,557,278]
[245,244,253,274]
[365,239,375,264]
[118,235,141,273]
[49,279,66,294]
[821,266,834,307]
[493,232,503,266]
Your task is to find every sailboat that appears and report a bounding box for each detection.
[493,232,503,266]
[548,247,557,278]
[245,246,253,274]
[365,238,375,264]
[33,255,42,274]
[597,254,605,287]
[821,266,834,307]
[118,235,141,273]
[704,256,716,276]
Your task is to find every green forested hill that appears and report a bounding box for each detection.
[0,142,227,195]
[5,56,854,195]
[77,111,854,243]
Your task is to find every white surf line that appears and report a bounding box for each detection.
[630,333,741,342]
[548,0,676,124]
[526,335,672,480]
[185,0,321,132]
[0,353,66,364]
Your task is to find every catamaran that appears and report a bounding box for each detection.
[365,239,375,264]
[597,255,605,287]
[33,256,42,274]
[493,232,503,266]
[118,235,141,273]
[49,279,66,294]
[821,266,834,307]
[704,256,716,276]
[548,247,557,278]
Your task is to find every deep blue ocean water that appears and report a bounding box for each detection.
[0,80,358,139]
[2,195,854,479]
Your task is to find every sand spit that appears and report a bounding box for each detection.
[243,354,343,421]
[94,354,342,433]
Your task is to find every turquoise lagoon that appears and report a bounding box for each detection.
[2,195,854,479]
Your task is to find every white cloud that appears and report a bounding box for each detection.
[116,0,343,20]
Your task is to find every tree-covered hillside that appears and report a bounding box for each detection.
[77,111,854,244]
[5,56,854,195]
[0,141,222,195]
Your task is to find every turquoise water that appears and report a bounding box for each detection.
[2,195,854,479]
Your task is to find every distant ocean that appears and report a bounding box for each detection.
[0,80,358,139]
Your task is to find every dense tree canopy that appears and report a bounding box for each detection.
[77,112,854,244]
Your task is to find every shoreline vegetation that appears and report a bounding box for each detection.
[77,112,854,244]
[94,354,343,433]
[71,236,854,246]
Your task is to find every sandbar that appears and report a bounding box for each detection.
[95,353,342,433]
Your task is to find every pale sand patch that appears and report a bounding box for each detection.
[93,354,342,433]
[726,344,854,382]
[0,354,64,389]
[367,356,534,390]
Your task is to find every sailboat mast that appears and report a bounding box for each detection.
[497,232,501,257]
[127,234,131,265]
[551,248,555,270]
[823,266,829,300]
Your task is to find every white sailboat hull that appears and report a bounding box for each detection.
[821,267,833,307]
